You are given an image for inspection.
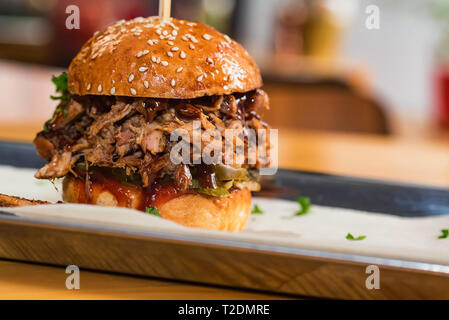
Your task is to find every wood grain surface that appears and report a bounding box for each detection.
[2,59,449,298]
[0,260,286,300]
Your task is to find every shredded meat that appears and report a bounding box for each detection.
[52,99,84,130]
[35,151,71,179]
[34,135,55,160]
[0,193,51,207]
[88,102,134,136]
[34,89,270,188]
[140,125,166,155]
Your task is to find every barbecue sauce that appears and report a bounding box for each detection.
[74,168,187,211]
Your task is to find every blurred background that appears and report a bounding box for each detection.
[1,0,449,185]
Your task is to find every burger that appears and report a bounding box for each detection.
[33,17,271,232]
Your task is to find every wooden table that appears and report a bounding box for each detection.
[1,125,449,299]
[1,60,449,299]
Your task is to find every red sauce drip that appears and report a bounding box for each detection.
[142,181,188,210]
[74,168,187,212]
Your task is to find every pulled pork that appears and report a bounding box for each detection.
[34,89,271,189]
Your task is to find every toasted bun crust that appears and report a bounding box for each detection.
[68,16,262,99]
[62,175,251,232]
[158,188,251,232]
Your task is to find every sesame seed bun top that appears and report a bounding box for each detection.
[68,16,263,99]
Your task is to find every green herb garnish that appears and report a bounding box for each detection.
[145,207,161,217]
[50,72,70,102]
[438,229,449,239]
[346,233,366,241]
[251,204,263,214]
[295,197,311,216]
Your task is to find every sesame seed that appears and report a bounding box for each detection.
[172,30,178,36]
[180,51,186,59]
[136,51,144,58]
[129,74,134,82]
[224,85,229,91]
[147,40,154,45]
[97,84,102,92]
[176,67,183,73]
[203,34,212,40]
[207,58,214,64]
[167,52,173,57]
[171,79,176,87]
[162,30,168,36]
[110,87,116,94]
[171,46,179,52]
[130,88,137,95]
[87,83,91,91]
[134,32,141,36]
[144,81,149,88]
[161,61,169,67]
[181,35,188,41]
[191,37,199,44]
[223,76,228,81]
[139,67,148,72]
[156,29,162,35]
[224,35,231,42]
[151,56,157,63]
[187,22,196,27]
[197,75,204,82]
[167,41,175,46]
[189,44,195,50]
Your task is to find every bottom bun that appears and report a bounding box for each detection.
[62,175,251,232]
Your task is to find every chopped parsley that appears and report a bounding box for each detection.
[50,72,70,102]
[251,204,263,214]
[346,233,366,241]
[145,207,161,217]
[295,197,311,216]
[44,72,70,132]
[438,229,449,239]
